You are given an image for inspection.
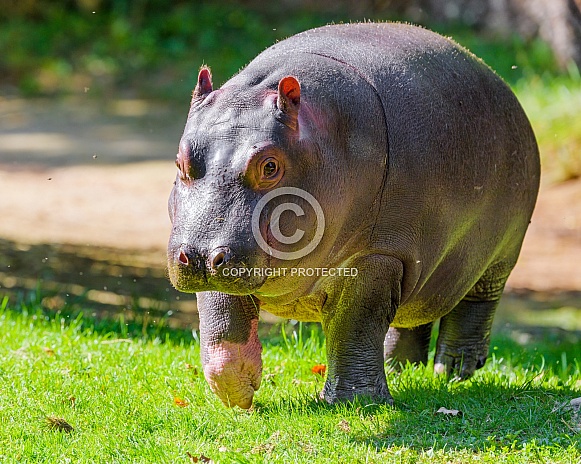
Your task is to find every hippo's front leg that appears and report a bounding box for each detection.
[197,292,262,409]
[321,255,403,404]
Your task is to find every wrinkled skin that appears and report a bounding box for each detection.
[167,23,540,408]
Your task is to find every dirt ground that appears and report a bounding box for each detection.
[0,96,580,312]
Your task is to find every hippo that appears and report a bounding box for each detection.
[167,22,540,408]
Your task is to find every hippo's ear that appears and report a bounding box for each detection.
[277,76,300,116]
[192,66,213,100]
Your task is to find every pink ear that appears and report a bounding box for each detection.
[277,76,301,113]
[192,66,213,99]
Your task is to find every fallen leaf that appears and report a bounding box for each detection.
[174,397,189,408]
[42,347,55,356]
[435,407,462,417]
[337,419,351,432]
[186,452,213,463]
[311,364,326,376]
[68,396,76,408]
[45,416,74,432]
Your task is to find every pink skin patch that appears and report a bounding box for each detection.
[203,319,263,409]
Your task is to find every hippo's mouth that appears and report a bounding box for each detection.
[168,259,268,295]
[203,318,263,409]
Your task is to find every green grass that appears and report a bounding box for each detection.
[1,295,581,463]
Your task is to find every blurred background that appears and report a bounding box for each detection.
[0,0,580,339]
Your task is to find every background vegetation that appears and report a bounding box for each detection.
[0,0,566,97]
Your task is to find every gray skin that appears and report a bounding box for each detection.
[167,23,540,408]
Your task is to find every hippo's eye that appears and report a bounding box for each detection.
[249,151,284,190]
[262,158,279,179]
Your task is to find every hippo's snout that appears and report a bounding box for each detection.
[168,243,267,294]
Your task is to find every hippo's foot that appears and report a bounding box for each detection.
[384,323,433,369]
[433,340,489,379]
[321,371,394,405]
[434,299,499,379]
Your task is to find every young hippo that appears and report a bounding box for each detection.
[167,22,540,408]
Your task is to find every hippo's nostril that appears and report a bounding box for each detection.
[210,248,230,269]
[178,250,189,265]
[212,251,226,268]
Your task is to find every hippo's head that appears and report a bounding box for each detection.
[167,67,328,298]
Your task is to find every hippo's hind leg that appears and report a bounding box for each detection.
[384,323,433,367]
[434,261,512,379]
[433,299,497,378]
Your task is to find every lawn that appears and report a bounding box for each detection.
[1,295,581,463]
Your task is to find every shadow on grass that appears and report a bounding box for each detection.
[254,355,581,452]
[3,293,197,346]
[0,237,197,340]
[376,341,581,450]
[251,376,580,451]
[355,380,581,452]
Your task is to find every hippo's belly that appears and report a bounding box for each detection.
[260,290,327,322]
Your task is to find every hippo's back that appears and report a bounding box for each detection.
[242,22,538,203]
[261,22,467,76]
